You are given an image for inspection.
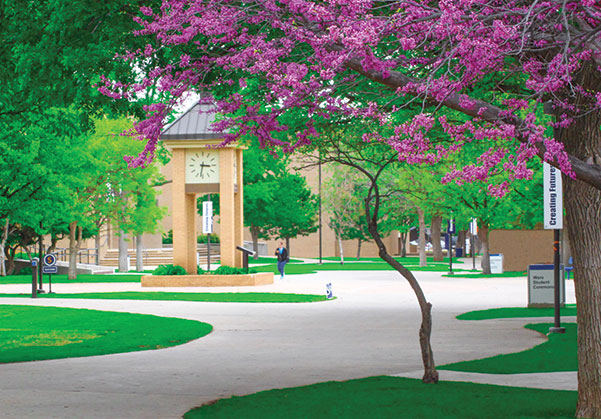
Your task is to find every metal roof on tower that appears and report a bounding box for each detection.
[160,102,226,140]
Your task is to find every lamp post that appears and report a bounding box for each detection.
[543,102,566,334]
[318,154,322,264]
[447,217,455,275]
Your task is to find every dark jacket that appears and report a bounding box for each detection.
[275,247,288,262]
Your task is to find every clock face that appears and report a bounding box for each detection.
[185,149,219,184]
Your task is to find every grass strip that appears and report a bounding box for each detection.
[457,305,577,320]
[0,292,329,303]
[253,262,469,275]
[184,376,576,419]
[249,257,303,264]
[0,304,211,363]
[443,271,527,278]
[0,274,142,284]
[440,322,577,374]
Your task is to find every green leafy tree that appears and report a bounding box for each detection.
[86,118,166,274]
[270,173,318,256]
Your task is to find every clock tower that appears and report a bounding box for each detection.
[161,102,244,273]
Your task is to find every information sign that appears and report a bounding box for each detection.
[42,266,58,274]
[43,253,57,266]
[489,254,504,274]
[528,264,565,307]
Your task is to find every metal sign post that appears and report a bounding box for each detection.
[42,254,57,294]
[31,258,38,298]
[447,219,455,275]
[469,218,477,270]
[543,162,565,334]
[37,234,44,293]
[203,199,213,271]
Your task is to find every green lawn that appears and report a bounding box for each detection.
[440,322,577,374]
[322,256,465,265]
[253,262,469,275]
[184,376,576,419]
[0,274,142,284]
[0,292,329,303]
[457,305,577,320]
[249,256,303,264]
[0,305,211,363]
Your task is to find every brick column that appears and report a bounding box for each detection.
[234,149,244,267]
[172,148,197,273]
[219,148,237,267]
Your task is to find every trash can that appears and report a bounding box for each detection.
[455,248,463,257]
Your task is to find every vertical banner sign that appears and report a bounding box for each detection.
[202,201,213,234]
[543,163,563,229]
[469,218,477,235]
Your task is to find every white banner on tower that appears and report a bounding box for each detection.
[543,163,563,230]
[202,201,213,234]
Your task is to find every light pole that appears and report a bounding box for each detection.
[544,102,566,334]
[318,154,322,264]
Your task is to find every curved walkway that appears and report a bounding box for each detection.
[0,270,576,418]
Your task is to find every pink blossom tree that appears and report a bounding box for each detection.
[102,1,601,415]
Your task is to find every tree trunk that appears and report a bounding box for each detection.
[118,231,128,272]
[47,234,59,255]
[95,232,101,266]
[558,77,601,416]
[286,237,290,258]
[136,233,143,272]
[562,226,572,267]
[366,188,438,383]
[457,230,466,257]
[6,247,16,275]
[68,221,81,280]
[417,207,427,267]
[565,177,601,417]
[250,225,260,260]
[400,232,407,257]
[0,218,8,277]
[431,215,443,261]
[337,233,344,264]
[356,238,362,260]
[479,223,490,274]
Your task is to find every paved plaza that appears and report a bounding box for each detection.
[0,268,577,418]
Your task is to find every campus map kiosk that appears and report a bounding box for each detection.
[161,102,244,273]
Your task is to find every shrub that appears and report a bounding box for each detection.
[163,231,220,244]
[197,234,220,243]
[16,266,33,275]
[213,265,257,275]
[162,230,173,245]
[197,265,205,275]
[152,264,187,276]
[15,252,40,260]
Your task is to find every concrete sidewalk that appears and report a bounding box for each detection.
[0,270,577,418]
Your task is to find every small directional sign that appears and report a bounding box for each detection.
[42,266,58,274]
[43,254,57,267]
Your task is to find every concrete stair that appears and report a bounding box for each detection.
[99,245,220,268]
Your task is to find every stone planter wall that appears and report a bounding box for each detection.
[141,272,274,287]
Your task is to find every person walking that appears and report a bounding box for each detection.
[275,241,289,279]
